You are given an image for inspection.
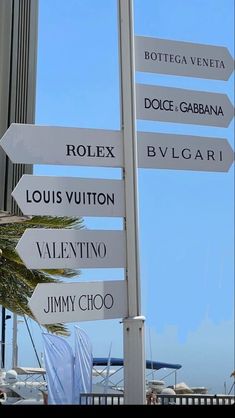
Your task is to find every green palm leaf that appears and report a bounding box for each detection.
[0,215,84,335]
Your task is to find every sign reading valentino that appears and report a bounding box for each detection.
[138,132,234,172]
[28,280,127,324]
[136,84,234,127]
[0,123,123,167]
[12,175,125,217]
[135,36,234,80]
[16,229,126,269]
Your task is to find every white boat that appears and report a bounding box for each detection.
[0,367,46,404]
[0,357,181,405]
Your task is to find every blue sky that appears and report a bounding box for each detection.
[5,0,234,394]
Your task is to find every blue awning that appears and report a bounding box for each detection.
[93,357,181,370]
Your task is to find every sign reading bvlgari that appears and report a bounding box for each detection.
[16,229,126,269]
[138,132,234,172]
[136,84,234,127]
[12,175,125,217]
[135,36,235,80]
[0,123,123,167]
[28,280,127,324]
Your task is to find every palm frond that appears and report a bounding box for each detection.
[0,215,83,335]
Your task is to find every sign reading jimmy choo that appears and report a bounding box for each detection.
[28,280,127,324]
[136,84,234,127]
[16,229,126,269]
[12,175,125,217]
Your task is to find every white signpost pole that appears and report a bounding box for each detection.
[118,0,146,405]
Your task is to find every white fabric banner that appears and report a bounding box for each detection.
[42,333,74,404]
[74,326,93,404]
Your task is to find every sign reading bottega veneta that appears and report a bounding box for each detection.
[135,36,234,80]
[12,175,125,217]
[136,84,234,127]
[16,229,126,270]
[0,123,123,167]
[28,280,127,324]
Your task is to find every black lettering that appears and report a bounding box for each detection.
[181,148,191,159]
[172,148,180,159]
[26,190,32,203]
[36,242,43,258]
[145,51,150,60]
[195,150,203,160]
[106,146,115,158]
[86,145,95,157]
[104,294,114,309]
[96,146,105,157]
[78,295,87,311]
[144,98,151,109]
[147,146,156,157]
[77,145,86,157]
[43,297,50,313]
[159,147,168,158]
[93,294,103,310]
[207,150,215,161]
[66,144,76,156]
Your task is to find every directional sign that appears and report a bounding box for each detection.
[12,175,125,217]
[0,123,123,167]
[135,36,235,80]
[138,132,234,172]
[28,280,127,324]
[136,84,234,127]
[16,229,126,270]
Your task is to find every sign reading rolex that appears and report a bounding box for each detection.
[136,84,234,127]
[0,123,123,167]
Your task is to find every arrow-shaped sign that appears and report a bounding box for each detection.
[136,84,234,127]
[16,229,126,270]
[12,175,125,217]
[138,132,234,172]
[135,36,235,80]
[28,280,127,324]
[1,123,234,172]
[0,123,123,166]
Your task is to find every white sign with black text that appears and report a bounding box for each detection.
[0,123,123,167]
[135,36,234,80]
[28,280,127,324]
[12,175,125,217]
[136,83,234,127]
[138,132,234,172]
[16,229,126,270]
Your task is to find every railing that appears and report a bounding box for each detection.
[80,393,124,405]
[80,392,235,406]
[157,393,235,405]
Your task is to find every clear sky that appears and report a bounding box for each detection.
[5,0,234,394]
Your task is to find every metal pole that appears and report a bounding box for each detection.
[118,0,146,404]
[1,307,6,369]
[12,314,18,368]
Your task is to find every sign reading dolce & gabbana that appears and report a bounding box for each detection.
[136,84,234,127]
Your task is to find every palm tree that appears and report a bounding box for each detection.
[0,214,84,336]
